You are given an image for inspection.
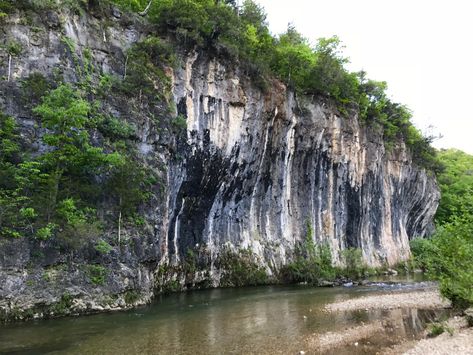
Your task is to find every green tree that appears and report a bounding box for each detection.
[435,149,473,224]
[0,115,46,237]
[106,162,153,243]
[412,215,473,309]
[33,84,122,222]
[0,114,24,237]
[308,36,358,102]
[271,25,315,90]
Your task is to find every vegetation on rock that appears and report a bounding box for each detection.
[411,149,473,309]
[0,0,440,169]
[105,0,440,170]
[281,222,370,285]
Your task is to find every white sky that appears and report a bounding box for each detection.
[255,0,473,154]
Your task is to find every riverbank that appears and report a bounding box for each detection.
[317,287,473,354]
[325,289,450,312]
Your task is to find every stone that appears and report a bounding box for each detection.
[29,33,42,46]
[45,11,60,29]
[465,308,473,327]
[112,7,122,18]
[319,280,335,287]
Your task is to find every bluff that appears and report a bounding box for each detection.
[0,6,439,320]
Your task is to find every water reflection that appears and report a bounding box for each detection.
[0,284,448,355]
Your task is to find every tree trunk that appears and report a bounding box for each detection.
[123,55,128,80]
[7,54,12,82]
[47,170,61,223]
[118,196,122,247]
[139,0,153,16]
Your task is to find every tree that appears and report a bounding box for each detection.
[307,36,358,101]
[33,84,122,222]
[0,115,44,237]
[106,161,154,243]
[435,149,473,224]
[412,215,473,309]
[271,25,315,90]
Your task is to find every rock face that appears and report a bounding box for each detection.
[0,8,439,320]
[166,54,439,271]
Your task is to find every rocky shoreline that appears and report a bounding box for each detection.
[309,287,473,354]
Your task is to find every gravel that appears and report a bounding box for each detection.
[402,317,473,355]
[306,321,384,351]
[323,288,472,354]
[325,290,451,312]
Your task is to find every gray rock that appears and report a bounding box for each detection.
[112,7,122,18]
[45,11,60,29]
[465,308,473,327]
[319,280,335,287]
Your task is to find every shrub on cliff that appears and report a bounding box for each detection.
[109,0,437,171]
[281,223,336,284]
[218,248,269,287]
[0,80,157,244]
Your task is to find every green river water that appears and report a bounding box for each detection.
[0,275,448,354]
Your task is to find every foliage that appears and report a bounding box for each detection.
[21,72,51,107]
[85,264,108,285]
[0,0,87,14]
[270,25,314,90]
[307,36,359,104]
[123,290,140,304]
[435,149,473,224]
[109,0,150,12]
[1,32,172,248]
[428,322,453,337]
[281,222,336,284]
[51,293,74,315]
[105,162,154,223]
[98,115,137,140]
[0,79,153,244]
[411,215,473,309]
[411,149,473,309]
[107,0,437,170]
[5,40,22,56]
[33,84,122,226]
[341,247,368,279]
[36,223,56,240]
[218,248,269,287]
[171,114,187,131]
[95,239,113,254]
[117,36,174,106]
[0,0,13,15]
[282,222,372,284]
[0,114,31,238]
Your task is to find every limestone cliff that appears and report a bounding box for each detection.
[0,7,439,320]
[167,54,438,270]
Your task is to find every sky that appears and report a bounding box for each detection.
[255,0,473,154]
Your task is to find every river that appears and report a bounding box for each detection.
[0,275,448,354]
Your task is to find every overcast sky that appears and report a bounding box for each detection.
[255,0,473,154]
